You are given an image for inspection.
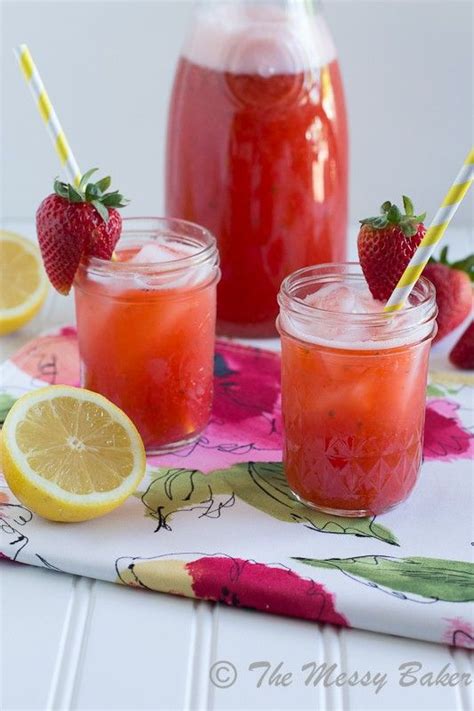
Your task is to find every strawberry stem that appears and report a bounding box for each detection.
[359,196,425,238]
[54,170,128,223]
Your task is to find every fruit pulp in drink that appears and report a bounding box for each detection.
[74,243,216,452]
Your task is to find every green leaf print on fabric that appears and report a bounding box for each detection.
[0,394,16,425]
[426,384,448,398]
[294,555,474,602]
[141,462,398,545]
[141,467,236,531]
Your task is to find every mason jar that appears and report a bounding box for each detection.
[74,217,220,453]
[277,263,438,516]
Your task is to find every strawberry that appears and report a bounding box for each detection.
[424,247,473,342]
[357,196,426,300]
[449,320,474,370]
[36,169,128,295]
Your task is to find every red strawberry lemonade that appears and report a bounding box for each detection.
[278,264,438,516]
[74,218,220,453]
[166,3,348,337]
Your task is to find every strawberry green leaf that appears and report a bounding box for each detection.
[67,184,84,204]
[102,191,128,207]
[401,222,417,238]
[402,195,414,215]
[51,169,128,215]
[85,183,100,201]
[429,246,474,281]
[95,176,112,194]
[361,197,425,234]
[79,168,98,190]
[438,245,449,264]
[387,204,401,224]
[451,254,474,282]
[91,199,109,223]
[53,179,69,199]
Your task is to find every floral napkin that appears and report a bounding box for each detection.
[0,327,473,648]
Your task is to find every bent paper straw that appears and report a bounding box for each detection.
[385,148,474,312]
[14,44,81,186]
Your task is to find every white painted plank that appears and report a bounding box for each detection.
[47,577,96,710]
[1,563,77,710]
[70,580,196,711]
[207,604,327,710]
[450,647,474,711]
[342,628,470,710]
[3,565,471,711]
[184,601,217,711]
[199,604,472,711]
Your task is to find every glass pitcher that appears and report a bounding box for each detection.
[165,0,348,337]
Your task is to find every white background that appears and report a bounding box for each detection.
[0,0,473,228]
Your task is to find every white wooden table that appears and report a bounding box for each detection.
[1,221,472,711]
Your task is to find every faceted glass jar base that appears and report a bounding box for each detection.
[145,430,203,456]
[289,487,413,518]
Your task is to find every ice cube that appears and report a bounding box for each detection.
[130,241,185,264]
[305,284,356,313]
[127,240,213,290]
[351,285,385,314]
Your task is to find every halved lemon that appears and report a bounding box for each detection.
[1,386,146,522]
[0,230,48,335]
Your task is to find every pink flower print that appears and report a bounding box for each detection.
[187,556,348,626]
[424,399,474,462]
[443,617,474,649]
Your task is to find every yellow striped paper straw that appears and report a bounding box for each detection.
[385,148,474,312]
[14,44,81,186]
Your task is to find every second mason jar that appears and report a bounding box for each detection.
[166,0,348,337]
[74,217,220,454]
[277,264,438,517]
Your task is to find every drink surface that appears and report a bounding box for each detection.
[279,282,433,516]
[74,241,216,451]
[166,6,348,336]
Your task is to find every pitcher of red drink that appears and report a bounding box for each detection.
[166,0,348,337]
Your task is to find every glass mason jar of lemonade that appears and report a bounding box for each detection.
[278,264,438,517]
[166,0,348,337]
[74,218,220,454]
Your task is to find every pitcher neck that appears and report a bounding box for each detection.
[195,0,323,19]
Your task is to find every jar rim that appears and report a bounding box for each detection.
[278,262,438,347]
[79,216,218,277]
[279,262,436,322]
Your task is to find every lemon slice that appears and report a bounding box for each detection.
[0,230,48,335]
[1,386,146,522]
